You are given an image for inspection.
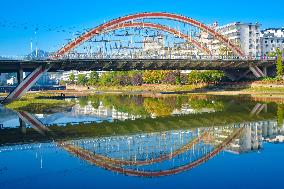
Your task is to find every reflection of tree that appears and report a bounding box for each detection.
[78,97,89,107]
[277,104,284,128]
[77,95,224,117]
[88,96,100,109]
[188,99,224,111]
[99,95,149,116]
[143,98,175,117]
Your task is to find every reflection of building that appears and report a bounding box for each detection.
[172,104,216,115]
[72,101,142,121]
[225,121,284,154]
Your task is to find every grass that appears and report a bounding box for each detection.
[5,98,75,113]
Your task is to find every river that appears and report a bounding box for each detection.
[0,94,283,189]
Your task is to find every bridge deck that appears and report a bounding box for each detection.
[0,59,275,72]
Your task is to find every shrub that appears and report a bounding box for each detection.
[188,70,225,84]
[143,70,168,84]
[162,71,181,85]
[77,74,87,85]
[87,71,99,86]
[115,74,132,86]
[99,72,118,86]
[180,74,188,85]
[131,73,143,86]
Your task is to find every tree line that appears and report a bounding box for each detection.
[66,70,226,86]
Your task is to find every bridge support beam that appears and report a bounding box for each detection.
[3,64,51,104]
[249,66,266,78]
[262,67,267,77]
[225,65,267,81]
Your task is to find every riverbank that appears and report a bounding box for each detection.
[5,94,75,113]
[66,83,284,104]
[3,82,284,107]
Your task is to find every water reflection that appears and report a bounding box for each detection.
[0,95,284,188]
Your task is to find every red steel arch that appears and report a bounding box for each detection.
[54,12,245,58]
[103,22,211,55]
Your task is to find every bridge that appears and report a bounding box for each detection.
[0,12,279,102]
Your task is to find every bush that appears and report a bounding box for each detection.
[143,70,168,84]
[188,70,225,84]
[87,71,99,86]
[162,71,181,85]
[115,73,132,86]
[99,72,118,86]
[131,73,143,86]
[180,74,188,85]
[77,74,87,85]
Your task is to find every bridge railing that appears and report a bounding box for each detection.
[56,53,278,61]
[0,54,278,61]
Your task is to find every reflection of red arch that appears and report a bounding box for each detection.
[76,132,208,166]
[54,12,244,58]
[62,128,243,177]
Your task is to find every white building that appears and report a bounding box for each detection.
[260,28,284,55]
[6,77,17,85]
[209,22,261,57]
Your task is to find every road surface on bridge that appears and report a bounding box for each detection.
[0,58,275,72]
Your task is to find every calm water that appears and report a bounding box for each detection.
[0,94,284,189]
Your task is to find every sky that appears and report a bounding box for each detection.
[0,0,284,56]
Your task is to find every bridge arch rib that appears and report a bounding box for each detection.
[98,22,211,55]
[54,12,245,58]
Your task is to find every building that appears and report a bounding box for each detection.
[260,28,284,55]
[208,22,261,57]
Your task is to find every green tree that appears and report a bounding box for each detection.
[69,72,75,84]
[87,71,99,86]
[99,72,118,86]
[77,74,87,85]
[276,48,283,80]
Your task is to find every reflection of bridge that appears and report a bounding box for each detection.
[0,12,279,103]
[0,102,276,145]
[1,109,283,177]
[60,128,243,177]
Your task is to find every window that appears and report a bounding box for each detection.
[271,40,274,43]
[265,41,268,44]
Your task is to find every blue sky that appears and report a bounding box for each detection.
[0,0,283,56]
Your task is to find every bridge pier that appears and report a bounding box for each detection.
[16,66,24,84]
